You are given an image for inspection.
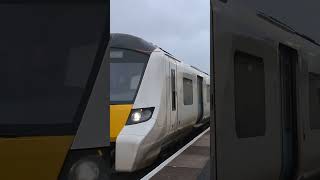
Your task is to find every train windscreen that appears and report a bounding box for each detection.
[0,4,107,136]
[110,48,149,104]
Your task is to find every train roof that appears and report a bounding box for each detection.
[110,33,210,77]
[222,1,320,55]
[110,33,157,55]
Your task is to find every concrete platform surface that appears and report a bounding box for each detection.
[150,130,210,180]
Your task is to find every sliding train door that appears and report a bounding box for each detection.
[213,1,283,179]
[301,50,320,179]
[197,76,204,123]
[279,44,299,180]
[169,60,178,133]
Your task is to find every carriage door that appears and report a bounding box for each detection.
[279,44,299,180]
[170,61,178,132]
[213,33,282,180]
[197,76,204,123]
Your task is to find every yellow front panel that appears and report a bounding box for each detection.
[110,104,133,142]
[0,136,74,180]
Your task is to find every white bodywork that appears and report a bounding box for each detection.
[115,48,210,172]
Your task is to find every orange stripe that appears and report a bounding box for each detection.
[0,136,74,180]
[110,104,132,142]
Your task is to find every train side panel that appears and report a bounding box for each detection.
[213,0,320,179]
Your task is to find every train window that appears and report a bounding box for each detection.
[171,69,176,111]
[207,85,210,103]
[110,48,149,104]
[234,51,266,138]
[309,72,320,130]
[183,78,193,105]
[0,4,107,136]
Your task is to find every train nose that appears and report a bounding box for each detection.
[110,104,133,142]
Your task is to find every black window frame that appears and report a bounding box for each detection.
[183,77,193,105]
[171,69,176,111]
[234,51,266,138]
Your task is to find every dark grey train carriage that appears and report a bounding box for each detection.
[212,1,320,180]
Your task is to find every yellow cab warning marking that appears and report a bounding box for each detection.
[110,104,133,142]
[0,136,74,180]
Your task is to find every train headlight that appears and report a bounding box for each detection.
[127,107,155,125]
[132,111,142,122]
[68,159,100,180]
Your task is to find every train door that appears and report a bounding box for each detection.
[197,76,204,123]
[169,61,178,132]
[213,28,282,179]
[279,44,299,180]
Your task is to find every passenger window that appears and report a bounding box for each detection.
[183,78,193,105]
[64,44,97,88]
[309,71,320,130]
[234,51,266,138]
[171,69,176,111]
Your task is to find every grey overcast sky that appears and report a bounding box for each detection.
[111,0,210,74]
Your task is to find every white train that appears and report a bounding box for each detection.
[109,33,210,172]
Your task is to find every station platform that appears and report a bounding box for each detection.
[142,128,210,180]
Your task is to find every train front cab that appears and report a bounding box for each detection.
[109,47,151,143]
[109,45,154,171]
[109,34,168,172]
[213,1,320,180]
[0,3,110,180]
